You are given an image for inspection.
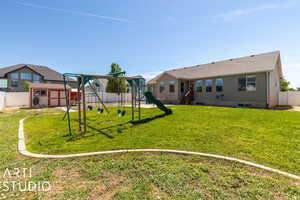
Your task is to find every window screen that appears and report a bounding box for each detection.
[169,81,175,93]
[246,75,256,91]
[159,81,164,93]
[216,78,224,92]
[0,79,8,88]
[195,80,203,92]
[205,80,212,92]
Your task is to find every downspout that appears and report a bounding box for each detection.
[266,72,270,108]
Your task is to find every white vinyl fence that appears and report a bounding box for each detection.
[0,92,29,110]
[0,92,5,111]
[85,92,132,104]
[279,91,300,106]
[5,92,29,107]
[0,90,132,111]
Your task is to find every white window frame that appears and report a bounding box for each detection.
[246,75,256,91]
[215,78,224,92]
[159,81,164,93]
[195,80,203,92]
[205,79,213,92]
[238,75,256,91]
[169,81,175,93]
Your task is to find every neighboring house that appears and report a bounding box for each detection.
[0,64,73,92]
[147,51,283,108]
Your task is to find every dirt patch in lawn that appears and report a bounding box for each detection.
[88,175,125,200]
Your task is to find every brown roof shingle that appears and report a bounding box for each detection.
[147,51,282,84]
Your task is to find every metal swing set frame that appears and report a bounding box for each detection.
[62,72,145,136]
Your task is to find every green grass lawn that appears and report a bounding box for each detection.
[25,106,300,176]
[0,108,300,199]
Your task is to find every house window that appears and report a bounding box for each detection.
[159,81,164,93]
[0,79,8,88]
[195,80,203,92]
[169,81,175,93]
[238,77,246,91]
[11,80,19,87]
[216,78,224,92]
[246,75,256,91]
[238,75,256,91]
[33,74,41,83]
[34,90,47,96]
[10,73,19,80]
[180,82,184,93]
[21,73,32,80]
[205,80,212,92]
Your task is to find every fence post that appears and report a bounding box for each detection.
[0,92,6,111]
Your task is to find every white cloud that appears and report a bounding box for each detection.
[16,2,135,23]
[216,1,296,21]
[140,71,162,81]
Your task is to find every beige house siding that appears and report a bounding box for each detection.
[268,58,281,107]
[152,73,180,104]
[191,73,267,107]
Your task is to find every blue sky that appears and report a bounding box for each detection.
[1,0,300,87]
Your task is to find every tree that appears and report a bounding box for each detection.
[280,79,291,91]
[23,81,32,91]
[106,63,127,93]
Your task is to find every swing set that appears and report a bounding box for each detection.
[62,71,145,136]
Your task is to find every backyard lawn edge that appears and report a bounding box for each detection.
[18,118,300,181]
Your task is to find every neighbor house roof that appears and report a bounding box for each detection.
[29,83,71,89]
[147,51,282,84]
[0,64,70,81]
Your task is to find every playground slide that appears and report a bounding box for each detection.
[144,91,172,114]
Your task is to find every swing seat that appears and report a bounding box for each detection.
[97,108,104,113]
[117,110,126,117]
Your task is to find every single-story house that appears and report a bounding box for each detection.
[0,64,75,92]
[147,51,283,108]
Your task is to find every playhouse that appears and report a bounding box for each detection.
[29,83,71,108]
